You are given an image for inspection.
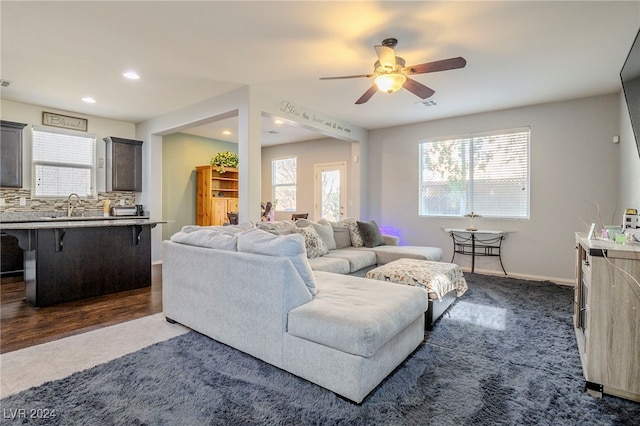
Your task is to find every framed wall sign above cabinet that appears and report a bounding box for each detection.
[42,111,88,132]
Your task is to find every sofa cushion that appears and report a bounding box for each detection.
[297,218,337,251]
[331,222,352,249]
[238,228,317,295]
[287,271,428,357]
[357,220,385,248]
[337,218,364,247]
[307,256,350,274]
[180,222,255,234]
[310,219,337,251]
[369,245,444,264]
[170,229,239,251]
[325,247,377,273]
[257,220,297,235]
[295,226,329,259]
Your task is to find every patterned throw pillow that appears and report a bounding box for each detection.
[337,217,364,247]
[295,226,329,258]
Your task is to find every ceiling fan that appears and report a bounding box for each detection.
[320,38,467,104]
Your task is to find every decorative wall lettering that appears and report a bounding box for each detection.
[279,100,352,135]
[42,112,88,132]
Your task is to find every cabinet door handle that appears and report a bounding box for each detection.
[132,225,143,245]
[54,228,65,252]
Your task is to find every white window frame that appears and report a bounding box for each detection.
[271,156,297,212]
[31,125,97,199]
[418,127,530,219]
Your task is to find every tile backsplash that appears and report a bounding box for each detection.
[0,188,136,217]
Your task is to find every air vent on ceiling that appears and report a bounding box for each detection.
[416,99,437,107]
[0,80,12,87]
[266,130,280,135]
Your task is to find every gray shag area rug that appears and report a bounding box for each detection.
[2,274,639,425]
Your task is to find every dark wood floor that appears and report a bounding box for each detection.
[0,264,163,354]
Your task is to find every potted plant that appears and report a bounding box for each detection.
[210,151,238,173]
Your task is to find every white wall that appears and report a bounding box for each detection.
[1,99,135,192]
[261,137,352,222]
[618,92,640,210]
[368,94,621,283]
[162,132,237,239]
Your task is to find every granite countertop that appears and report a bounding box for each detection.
[0,217,164,230]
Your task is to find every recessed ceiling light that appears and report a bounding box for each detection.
[222,130,232,135]
[123,71,140,80]
[274,119,284,125]
[82,97,96,103]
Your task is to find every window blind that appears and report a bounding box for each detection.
[32,126,96,198]
[419,128,530,219]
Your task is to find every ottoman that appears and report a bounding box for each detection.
[366,258,468,329]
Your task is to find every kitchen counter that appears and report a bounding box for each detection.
[0,217,160,230]
[1,218,164,307]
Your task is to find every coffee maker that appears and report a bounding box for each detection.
[135,204,144,216]
[623,208,638,229]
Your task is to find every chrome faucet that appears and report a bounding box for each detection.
[67,193,81,217]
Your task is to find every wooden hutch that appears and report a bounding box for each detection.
[196,166,239,226]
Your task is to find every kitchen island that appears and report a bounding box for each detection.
[1,218,163,307]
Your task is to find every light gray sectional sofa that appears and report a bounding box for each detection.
[163,224,430,403]
[257,218,444,275]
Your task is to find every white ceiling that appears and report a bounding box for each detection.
[1,1,639,145]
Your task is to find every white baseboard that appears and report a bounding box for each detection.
[459,267,574,287]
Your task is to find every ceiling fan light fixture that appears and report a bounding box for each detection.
[374,73,406,94]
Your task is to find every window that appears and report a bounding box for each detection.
[419,128,530,219]
[271,157,296,211]
[32,126,96,198]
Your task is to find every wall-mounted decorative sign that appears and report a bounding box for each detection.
[42,111,88,132]
[278,100,353,136]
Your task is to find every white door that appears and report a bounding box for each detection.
[314,162,347,221]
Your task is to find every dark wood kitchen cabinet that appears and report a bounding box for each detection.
[1,120,27,188]
[104,136,143,191]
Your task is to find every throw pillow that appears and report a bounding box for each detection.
[357,220,386,248]
[295,226,329,258]
[337,217,364,247]
[257,220,297,235]
[171,229,239,251]
[314,219,337,250]
[294,218,313,228]
[181,223,255,234]
[237,228,316,296]
[331,222,352,249]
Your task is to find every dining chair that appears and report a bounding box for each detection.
[227,212,239,225]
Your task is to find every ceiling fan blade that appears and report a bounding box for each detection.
[404,57,467,75]
[375,45,396,69]
[403,77,435,99]
[320,74,373,80]
[355,85,378,104]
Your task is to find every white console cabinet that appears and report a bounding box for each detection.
[574,233,640,402]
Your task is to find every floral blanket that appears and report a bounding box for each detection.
[366,259,468,301]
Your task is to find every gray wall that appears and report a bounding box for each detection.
[618,91,640,211]
[261,137,352,222]
[367,94,621,283]
[162,132,237,239]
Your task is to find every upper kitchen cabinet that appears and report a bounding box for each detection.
[1,120,27,188]
[104,136,143,191]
